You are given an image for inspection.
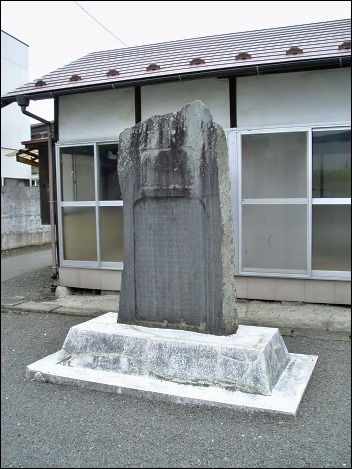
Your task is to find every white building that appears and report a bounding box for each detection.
[1,30,37,186]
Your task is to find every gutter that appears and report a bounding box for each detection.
[16,96,59,279]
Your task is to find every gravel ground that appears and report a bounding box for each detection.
[1,244,98,302]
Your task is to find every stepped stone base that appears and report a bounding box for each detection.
[26,313,318,415]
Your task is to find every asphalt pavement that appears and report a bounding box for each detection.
[1,246,351,468]
[1,311,351,468]
[1,248,52,282]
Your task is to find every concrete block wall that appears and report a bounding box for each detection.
[1,186,51,250]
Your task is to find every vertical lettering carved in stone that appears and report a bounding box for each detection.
[118,101,238,335]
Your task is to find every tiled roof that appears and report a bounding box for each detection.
[2,18,351,105]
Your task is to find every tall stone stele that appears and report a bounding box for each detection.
[117,100,238,335]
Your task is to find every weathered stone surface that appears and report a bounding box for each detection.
[118,100,238,335]
[27,313,318,414]
[60,314,291,396]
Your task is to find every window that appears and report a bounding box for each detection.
[312,129,351,274]
[241,131,308,274]
[60,145,95,202]
[98,143,124,263]
[57,142,123,267]
[3,178,30,187]
[238,127,351,279]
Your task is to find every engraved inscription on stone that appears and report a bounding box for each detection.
[141,148,193,190]
[134,197,206,324]
[118,100,238,335]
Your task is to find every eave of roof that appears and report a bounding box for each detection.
[1,18,351,107]
[21,138,48,147]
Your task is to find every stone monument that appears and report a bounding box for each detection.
[117,100,238,335]
[25,102,318,415]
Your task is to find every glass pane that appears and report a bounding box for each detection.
[98,144,122,200]
[242,204,307,271]
[312,129,351,198]
[62,207,97,261]
[312,205,351,271]
[60,146,95,201]
[100,206,124,262]
[242,132,307,198]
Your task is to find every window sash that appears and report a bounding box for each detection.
[56,141,123,268]
[237,126,351,279]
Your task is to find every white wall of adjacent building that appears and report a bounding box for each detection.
[1,30,33,185]
[1,31,50,251]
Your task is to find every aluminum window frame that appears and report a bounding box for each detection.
[229,123,351,281]
[56,140,124,269]
[238,127,310,278]
[310,126,351,279]
[56,123,350,280]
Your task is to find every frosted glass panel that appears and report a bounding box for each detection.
[242,204,307,271]
[242,132,307,198]
[60,146,95,201]
[312,205,351,271]
[312,129,351,198]
[100,206,124,262]
[98,144,122,201]
[62,207,97,261]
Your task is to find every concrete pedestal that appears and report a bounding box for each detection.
[26,313,317,415]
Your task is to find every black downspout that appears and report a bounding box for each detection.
[16,96,58,279]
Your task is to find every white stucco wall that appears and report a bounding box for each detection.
[57,69,350,144]
[1,31,31,180]
[237,68,351,128]
[58,88,135,142]
[141,78,230,128]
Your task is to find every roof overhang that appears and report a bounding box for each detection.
[1,56,350,108]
